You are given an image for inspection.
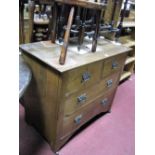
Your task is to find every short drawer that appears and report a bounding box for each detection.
[61,89,116,139]
[102,53,126,78]
[64,71,120,116]
[62,61,102,96]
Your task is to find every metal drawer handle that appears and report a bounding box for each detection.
[81,72,91,83]
[77,94,87,104]
[101,98,108,106]
[112,61,118,69]
[74,115,82,125]
[107,79,113,87]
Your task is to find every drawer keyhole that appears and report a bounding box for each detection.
[81,72,91,83]
[74,115,82,125]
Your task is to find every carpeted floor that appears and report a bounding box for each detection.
[19,75,135,155]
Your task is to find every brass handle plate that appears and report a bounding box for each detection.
[74,115,82,125]
[81,71,91,83]
[77,94,87,104]
[112,61,118,69]
[107,79,113,87]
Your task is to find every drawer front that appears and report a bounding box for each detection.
[64,71,120,116]
[61,89,116,139]
[102,53,126,78]
[62,61,102,96]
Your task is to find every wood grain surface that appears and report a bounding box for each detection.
[20,39,130,72]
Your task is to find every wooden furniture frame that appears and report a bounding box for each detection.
[20,39,131,153]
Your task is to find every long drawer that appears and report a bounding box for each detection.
[60,88,116,139]
[62,61,102,97]
[64,71,120,116]
[102,53,126,78]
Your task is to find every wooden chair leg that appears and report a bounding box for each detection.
[28,0,35,43]
[19,0,25,44]
[47,4,54,40]
[59,6,75,65]
[51,3,58,43]
[91,10,101,52]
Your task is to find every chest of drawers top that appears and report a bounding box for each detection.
[20,40,130,73]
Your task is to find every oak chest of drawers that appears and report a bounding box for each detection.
[20,40,130,152]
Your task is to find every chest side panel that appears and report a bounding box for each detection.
[22,53,61,147]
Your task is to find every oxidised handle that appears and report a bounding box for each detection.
[81,72,91,83]
[101,98,108,106]
[74,115,82,125]
[107,79,113,87]
[112,61,118,69]
[77,94,87,104]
